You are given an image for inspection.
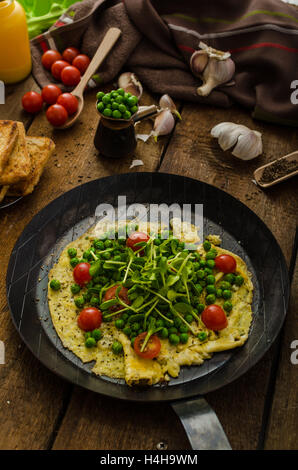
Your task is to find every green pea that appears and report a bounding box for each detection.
[206,294,216,305]
[127,96,138,107]
[115,95,123,104]
[85,337,96,348]
[102,252,111,260]
[204,267,213,275]
[169,333,180,345]
[179,324,189,334]
[159,328,168,339]
[198,331,207,342]
[224,273,235,284]
[185,314,193,323]
[180,333,189,344]
[206,285,216,294]
[97,101,104,112]
[174,317,182,328]
[206,249,217,260]
[91,329,102,341]
[197,303,205,313]
[123,326,132,337]
[70,257,80,268]
[117,88,125,95]
[206,275,216,285]
[169,327,178,335]
[115,319,125,330]
[71,284,81,295]
[124,92,131,100]
[222,289,232,300]
[197,270,205,280]
[216,289,223,298]
[112,341,123,354]
[194,284,203,295]
[132,322,140,332]
[83,250,92,260]
[94,240,105,250]
[96,91,105,100]
[103,108,112,117]
[75,297,85,309]
[235,275,244,286]
[156,319,164,328]
[90,296,99,306]
[68,248,77,258]
[131,337,136,347]
[50,279,61,291]
[203,241,211,251]
[111,101,119,110]
[111,91,118,98]
[220,281,231,290]
[112,110,121,119]
[223,301,233,312]
[206,259,215,269]
[199,260,206,268]
[130,105,138,114]
[118,104,127,113]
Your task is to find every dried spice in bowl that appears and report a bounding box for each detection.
[259,158,298,184]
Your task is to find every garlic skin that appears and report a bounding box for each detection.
[211,122,262,160]
[118,72,143,99]
[191,42,235,97]
[152,109,175,141]
[159,94,181,120]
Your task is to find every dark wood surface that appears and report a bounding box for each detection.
[0,74,297,450]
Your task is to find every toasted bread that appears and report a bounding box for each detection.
[0,122,31,185]
[0,120,18,174]
[7,136,55,196]
[0,185,9,203]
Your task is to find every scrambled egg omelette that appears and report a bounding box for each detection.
[48,221,253,386]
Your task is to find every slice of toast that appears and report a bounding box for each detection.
[0,122,31,185]
[0,185,9,203]
[0,120,18,174]
[7,136,55,197]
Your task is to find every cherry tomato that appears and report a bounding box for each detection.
[51,60,69,80]
[73,262,92,286]
[77,307,102,331]
[215,254,236,273]
[62,47,80,63]
[46,104,68,127]
[61,66,81,86]
[22,91,43,113]
[126,232,150,253]
[103,285,130,311]
[57,93,78,115]
[42,50,62,70]
[72,54,90,74]
[201,305,228,331]
[134,332,161,359]
[41,84,62,105]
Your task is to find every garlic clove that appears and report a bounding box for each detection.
[211,122,262,160]
[190,50,209,77]
[197,56,235,96]
[118,72,143,99]
[152,109,175,141]
[159,94,181,120]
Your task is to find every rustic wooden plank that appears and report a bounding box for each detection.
[158,102,297,449]
[0,86,168,450]
[265,255,298,450]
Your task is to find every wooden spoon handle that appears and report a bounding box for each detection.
[73,27,121,96]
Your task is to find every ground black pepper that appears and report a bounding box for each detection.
[259,158,298,184]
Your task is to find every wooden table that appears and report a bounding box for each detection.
[0,73,297,450]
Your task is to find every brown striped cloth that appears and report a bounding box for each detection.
[31,0,298,126]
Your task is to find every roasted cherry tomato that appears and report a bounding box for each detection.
[77,307,102,331]
[41,50,62,70]
[46,104,68,127]
[41,84,62,105]
[51,60,69,80]
[126,232,150,253]
[22,91,43,113]
[103,285,130,311]
[134,332,161,359]
[215,254,236,273]
[201,305,228,331]
[57,93,78,115]
[73,262,92,286]
[72,54,90,74]
[61,66,81,86]
[62,47,80,63]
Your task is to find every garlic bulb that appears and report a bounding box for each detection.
[191,42,235,97]
[211,122,262,160]
[159,94,181,120]
[152,109,175,141]
[118,72,143,99]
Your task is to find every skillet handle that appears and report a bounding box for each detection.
[171,397,232,450]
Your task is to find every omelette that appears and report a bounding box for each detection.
[48,221,253,386]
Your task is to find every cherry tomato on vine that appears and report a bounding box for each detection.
[42,50,62,70]
[215,254,236,273]
[77,307,102,331]
[73,262,92,286]
[46,104,68,127]
[41,84,62,105]
[201,305,228,331]
[134,333,161,359]
[22,91,43,113]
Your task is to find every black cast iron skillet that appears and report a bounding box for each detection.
[6,173,289,450]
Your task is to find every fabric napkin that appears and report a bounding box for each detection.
[31,0,298,126]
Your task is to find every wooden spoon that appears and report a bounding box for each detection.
[254,150,298,188]
[57,27,121,129]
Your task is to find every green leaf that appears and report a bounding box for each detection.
[173,302,193,314]
[99,299,118,310]
[167,274,180,287]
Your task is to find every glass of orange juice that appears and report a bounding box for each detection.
[0,0,32,84]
